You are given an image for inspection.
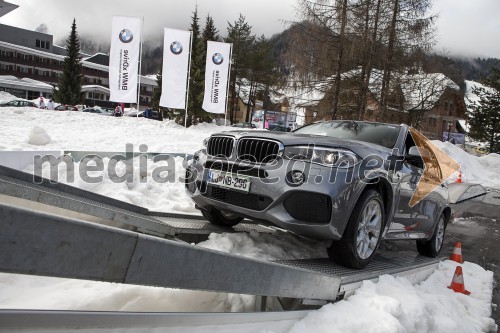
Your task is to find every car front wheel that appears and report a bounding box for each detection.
[328,189,384,269]
[201,208,243,227]
[416,214,446,257]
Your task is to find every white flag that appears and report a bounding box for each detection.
[109,16,142,103]
[202,41,231,114]
[160,28,191,109]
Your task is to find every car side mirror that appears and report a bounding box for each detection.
[408,146,420,157]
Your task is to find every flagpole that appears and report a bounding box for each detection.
[224,43,233,126]
[136,16,144,118]
[184,31,193,128]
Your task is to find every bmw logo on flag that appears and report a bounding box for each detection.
[212,53,224,65]
[119,29,134,43]
[170,41,183,55]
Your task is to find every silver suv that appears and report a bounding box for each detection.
[186,121,450,268]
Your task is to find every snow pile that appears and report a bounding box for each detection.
[23,155,198,213]
[0,91,17,103]
[0,272,256,312]
[27,126,51,146]
[198,230,328,260]
[433,140,500,189]
[0,107,230,152]
[0,257,495,332]
[0,230,326,313]
[288,260,495,333]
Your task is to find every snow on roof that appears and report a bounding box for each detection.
[342,68,459,111]
[235,78,252,105]
[0,41,109,71]
[81,85,110,93]
[272,73,331,110]
[139,75,157,86]
[0,75,53,91]
[464,80,497,113]
[401,72,459,110]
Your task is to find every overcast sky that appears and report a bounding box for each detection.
[1,0,499,58]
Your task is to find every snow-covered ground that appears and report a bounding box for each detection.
[0,91,498,331]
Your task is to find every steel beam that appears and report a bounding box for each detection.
[0,203,341,300]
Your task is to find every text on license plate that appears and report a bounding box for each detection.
[206,170,251,192]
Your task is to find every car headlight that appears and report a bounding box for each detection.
[283,146,359,167]
[203,137,210,147]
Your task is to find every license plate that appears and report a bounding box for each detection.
[206,170,251,192]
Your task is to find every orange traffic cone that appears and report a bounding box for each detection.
[448,266,471,295]
[450,242,464,263]
[456,171,463,183]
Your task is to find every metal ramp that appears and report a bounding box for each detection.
[0,165,444,307]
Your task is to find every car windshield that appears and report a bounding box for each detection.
[293,121,401,148]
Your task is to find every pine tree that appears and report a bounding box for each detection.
[54,19,83,105]
[187,6,205,126]
[151,65,162,111]
[225,14,255,123]
[469,67,500,153]
[201,14,220,63]
[245,35,281,122]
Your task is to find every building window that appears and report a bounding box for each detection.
[46,42,50,49]
[36,39,40,48]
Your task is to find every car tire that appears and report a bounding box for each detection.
[327,189,385,269]
[416,214,446,257]
[201,208,243,227]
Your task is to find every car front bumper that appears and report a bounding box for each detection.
[185,150,364,240]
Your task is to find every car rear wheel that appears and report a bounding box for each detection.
[201,208,243,227]
[328,189,384,269]
[416,214,446,257]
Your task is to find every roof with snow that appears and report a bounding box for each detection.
[0,75,53,92]
[84,53,109,66]
[464,80,497,113]
[342,68,459,111]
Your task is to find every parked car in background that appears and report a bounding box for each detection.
[0,100,37,108]
[54,105,78,111]
[127,110,159,118]
[232,122,257,129]
[474,146,488,155]
[186,120,451,269]
[270,125,291,132]
[82,107,112,116]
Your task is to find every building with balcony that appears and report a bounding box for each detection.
[0,22,156,109]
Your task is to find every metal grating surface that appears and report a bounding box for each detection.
[274,251,444,284]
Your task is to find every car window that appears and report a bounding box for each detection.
[294,121,401,148]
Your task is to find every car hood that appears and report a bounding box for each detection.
[212,130,392,158]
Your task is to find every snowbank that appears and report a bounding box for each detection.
[433,140,500,189]
[0,229,326,313]
[0,257,495,332]
[27,126,51,146]
[0,91,18,103]
[23,155,198,214]
[288,260,495,333]
[0,107,230,152]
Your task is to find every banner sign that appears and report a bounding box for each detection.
[109,16,142,103]
[160,28,191,109]
[202,41,231,114]
[442,132,465,144]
